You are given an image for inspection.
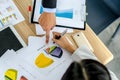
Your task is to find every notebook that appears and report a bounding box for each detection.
[0,25,26,57]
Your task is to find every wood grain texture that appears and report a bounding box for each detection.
[81,25,113,64]
[13,0,35,44]
[13,0,113,64]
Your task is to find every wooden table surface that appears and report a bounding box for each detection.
[13,0,113,65]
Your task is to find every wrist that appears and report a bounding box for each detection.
[66,47,76,54]
[43,8,56,13]
[42,12,56,16]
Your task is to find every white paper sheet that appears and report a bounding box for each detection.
[19,36,73,79]
[0,0,24,28]
[0,50,40,80]
[28,36,46,50]
[35,24,73,35]
[27,36,69,74]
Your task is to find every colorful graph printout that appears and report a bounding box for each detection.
[4,69,28,80]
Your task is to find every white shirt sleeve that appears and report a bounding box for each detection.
[71,45,118,80]
[43,8,56,13]
[71,45,98,62]
[109,70,119,80]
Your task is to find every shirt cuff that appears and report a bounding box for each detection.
[43,8,56,13]
[71,45,98,62]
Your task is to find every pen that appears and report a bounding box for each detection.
[55,29,68,39]
[28,5,32,23]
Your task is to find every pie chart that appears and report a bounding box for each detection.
[4,69,17,80]
[45,46,63,58]
[35,53,54,68]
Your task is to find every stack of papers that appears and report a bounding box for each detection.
[0,50,37,80]
[0,36,73,80]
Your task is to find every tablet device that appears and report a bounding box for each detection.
[0,25,26,57]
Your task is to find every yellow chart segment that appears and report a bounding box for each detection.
[5,69,17,80]
[35,53,54,68]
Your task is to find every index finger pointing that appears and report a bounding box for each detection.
[46,30,50,43]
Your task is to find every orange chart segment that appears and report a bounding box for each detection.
[35,53,54,68]
[20,76,28,80]
[5,69,17,80]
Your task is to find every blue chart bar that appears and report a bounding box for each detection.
[40,7,73,19]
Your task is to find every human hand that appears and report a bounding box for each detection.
[52,32,77,53]
[38,12,56,43]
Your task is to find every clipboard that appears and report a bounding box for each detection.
[31,0,86,30]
